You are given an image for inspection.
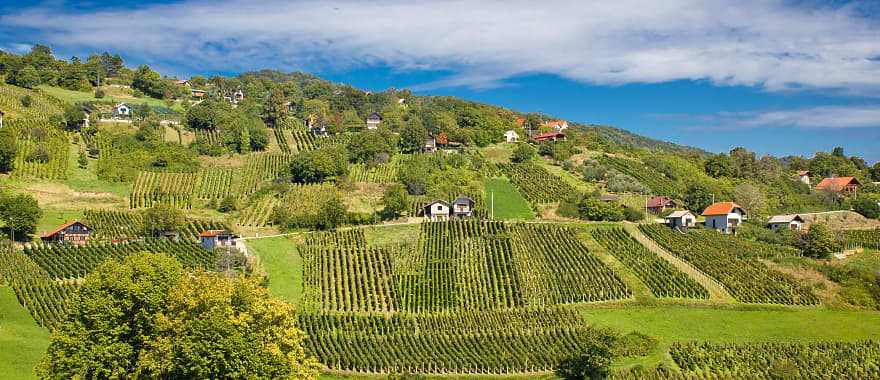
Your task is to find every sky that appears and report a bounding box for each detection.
[1,0,879,163]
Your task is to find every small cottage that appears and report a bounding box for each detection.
[541,120,569,132]
[199,229,239,250]
[665,211,696,229]
[232,89,245,103]
[191,89,207,100]
[816,177,860,196]
[701,202,746,235]
[532,131,566,143]
[40,220,91,246]
[504,130,519,143]
[366,113,383,130]
[306,114,328,136]
[423,135,437,153]
[797,171,810,185]
[452,196,475,218]
[112,103,132,118]
[647,196,677,214]
[423,200,451,221]
[767,214,804,231]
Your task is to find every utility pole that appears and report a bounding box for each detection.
[491,191,495,220]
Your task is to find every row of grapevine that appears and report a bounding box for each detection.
[597,155,679,196]
[304,229,367,249]
[24,239,217,280]
[640,224,819,305]
[237,195,280,227]
[194,129,222,147]
[302,246,397,312]
[0,84,63,120]
[349,159,400,183]
[83,209,227,242]
[844,228,880,249]
[502,163,578,205]
[670,341,880,379]
[0,242,74,329]
[509,223,630,305]
[237,152,294,196]
[299,308,617,374]
[7,120,70,180]
[129,171,197,208]
[273,127,292,153]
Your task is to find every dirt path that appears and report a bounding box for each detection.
[578,231,651,301]
[623,223,735,303]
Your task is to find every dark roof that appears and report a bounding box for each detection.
[647,196,676,208]
[367,112,383,121]
[453,195,474,205]
[532,131,565,140]
[40,220,90,238]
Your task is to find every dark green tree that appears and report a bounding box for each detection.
[399,117,427,153]
[511,143,536,163]
[381,184,410,219]
[0,192,42,240]
[554,343,613,380]
[0,128,17,172]
[684,182,715,212]
[800,223,839,259]
[263,88,288,128]
[141,204,185,237]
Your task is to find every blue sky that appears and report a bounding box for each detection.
[1,0,879,163]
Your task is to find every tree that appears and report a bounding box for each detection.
[871,162,880,182]
[399,117,427,153]
[341,109,363,132]
[316,193,348,230]
[381,184,410,219]
[77,150,88,169]
[398,156,430,195]
[131,65,168,99]
[14,65,41,88]
[0,128,17,172]
[264,88,288,128]
[800,223,839,259]
[347,130,394,164]
[704,154,734,178]
[217,195,236,213]
[141,204,185,237]
[555,343,613,380]
[63,104,86,130]
[734,183,768,217]
[684,182,715,212]
[511,143,536,163]
[0,192,42,240]
[578,198,624,222]
[290,145,348,183]
[36,253,319,379]
[853,197,880,219]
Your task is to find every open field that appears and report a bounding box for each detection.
[37,85,184,112]
[0,286,50,380]
[247,235,305,305]
[483,178,534,220]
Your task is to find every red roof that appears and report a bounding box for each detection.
[515,117,525,126]
[815,177,859,192]
[797,170,810,176]
[532,132,565,141]
[40,220,89,238]
[199,229,231,238]
[647,196,675,208]
[701,202,743,216]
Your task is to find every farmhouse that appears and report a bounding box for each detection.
[174,79,189,86]
[767,214,805,231]
[504,130,519,143]
[665,210,696,229]
[702,202,746,234]
[816,176,860,195]
[452,196,475,218]
[112,103,132,118]
[422,200,451,221]
[647,196,677,214]
[542,120,569,132]
[366,112,382,129]
[40,220,91,246]
[232,89,244,104]
[306,114,328,136]
[199,229,239,250]
[532,131,565,143]
[797,170,810,185]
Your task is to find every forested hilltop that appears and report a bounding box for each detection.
[1,45,879,379]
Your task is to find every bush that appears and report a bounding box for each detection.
[77,151,88,169]
[20,95,32,107]
[607,171,649,193]
[613,332,658,357]
[511,143,537,163]
[381,184,409,219]
[853,197,880,219]
[26,143,51,163]
[555,343,613,380]
[799,223,839,259]
[94,88,105,99]
[578,198,624,222]
[217,195,237,213]
[623,207,645,222]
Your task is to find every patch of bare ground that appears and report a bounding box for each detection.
[800,210,880,230]
[198,154,246,168]
[26,183,124,210]
[762,259,840,303]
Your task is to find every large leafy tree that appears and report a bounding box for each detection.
[399,115,427,153]
[0,191,41,240]
[141,204,185,237]
[290,145,348,183]
[264,88,288,128]
[37,253,319,379]
[381,184,410,219]
[799,223,839,259]
[0,128,17,173]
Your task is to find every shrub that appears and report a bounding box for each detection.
[607,171,649,193]
[853,197,880,219]
[217,195,237,213]
[26,143,51,163]
[511,143,537,163]
[20,95,32,107]
[623,206,645,222]
[94,88,105,99]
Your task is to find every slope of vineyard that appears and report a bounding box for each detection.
[590,227,709,299]
[639,224,818,305]
[0,83,64,120]
[349,156,401,183]
[0,243,74,329]
[502,163,578,205]
[844,229,880,249]
[7,120,70,180]
[83,209,227,241]
[598,155,679,196]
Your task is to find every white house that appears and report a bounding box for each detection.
[423,200,451,221]
[504,130,519,143]
[701,202,746,235]
[665,210,696,229]
[542,120,569,132]
[798,171,811,186]
[767,214,804,231]
[199,229,239,250]
[112,103,132,118]
[233,89,245,104]
[452,196,475,218]
[366,113,382,130]
[423,135,437,153]
[306,114,328,136]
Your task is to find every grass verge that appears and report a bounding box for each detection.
[484,178,534,220]
[0,286,49,380]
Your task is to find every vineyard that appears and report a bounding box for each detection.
[349,157,401,183]
[639,225,818,305]
[83,209,227,241]
[502,163,578,205]
[590,227,709,299]
[598,155,679,196]
[0,242,75,328]
[299,308,617,374]
[7,120,70,180]
[0,83,63,120]
[844,228,880,249]
[24,240,217,280]
[237,195,281,227]
[670,341,880,379]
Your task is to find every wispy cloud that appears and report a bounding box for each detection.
[2,0,880,92]
[667,105,880,131]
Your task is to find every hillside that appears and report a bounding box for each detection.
[0,46,879,379]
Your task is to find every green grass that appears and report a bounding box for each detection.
[484,178,534,220]
[247,236,304,305]
[0,286,49,379]
[37,208,84,236]
[63,144,130,198]
[580,305,880,368]
[37,85,183,112]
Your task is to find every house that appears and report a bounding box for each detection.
[816,177,860,196]
[665,211,697,229]
[452,196,475,218]
[600,194,620,202]
[306,114,328,136]
[422,200,451,221]
[767,214,805,231]
[797,171,811,186]
[504,130,519,143]
[701,202,746,235]
[646,196,677,214]
[532,131,566,143]
[199,229,239,250]
[232,89,244,104]
[423,135,437,153]
[542,120,569,132]
[191,89,207,100]
[40,220,91,246]
[284,101,296,112]
[174,79,189,86]
[112,103,132,118]
[366,112,382,130]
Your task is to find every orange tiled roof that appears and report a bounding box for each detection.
[815,177,859,192]
[701,202,742,216]
[40,220,89,238]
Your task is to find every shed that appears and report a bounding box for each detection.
[701,202,746,235]
[40,220,91,246]
[665,211,696,229]
[112,103,132,118]
[504,130,519,143]
[199,229,239,250]
[452,196,475,218]
[647,196,677,214]
[422,200,451,221]
[366,112,383,130]
[423,135,437,153]
[767,214,805,231]
[797,170,810,185]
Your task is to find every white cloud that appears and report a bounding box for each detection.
[670,105,880,130]
[2,0,880,92]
